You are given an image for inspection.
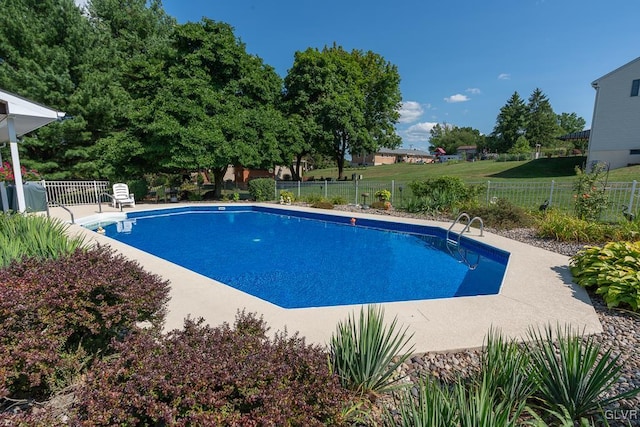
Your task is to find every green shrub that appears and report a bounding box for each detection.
[570,241,640,310]
[330,195,348,205]
[573,164,609,222]
[303,193,325,204]
[247,178,275,202]
[374,189,391,202]
[71,315,357,426]
[526,324,640,422]
[384,376,456,427]
[407,177,481,214]
[127,178,149,201]
[0,214,86,268]
[329,305,414,395]
[464,198,533,230]
[279,190,295,204]
[0,246,169,400]
[534,210,608,242]
[311,201,334,209]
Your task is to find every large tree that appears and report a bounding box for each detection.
[525,88,559,148]
[428,123,484,155]
[284,45,401,179]
[491,91,527,153]
[126,19,284,198]
[556,112,586,135]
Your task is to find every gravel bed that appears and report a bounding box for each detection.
[330,204,640,425]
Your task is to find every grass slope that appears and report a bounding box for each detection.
[307,157,640,183]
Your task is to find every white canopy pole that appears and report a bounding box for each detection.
[7,117,26,212]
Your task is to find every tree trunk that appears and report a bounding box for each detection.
[211,165,228,199]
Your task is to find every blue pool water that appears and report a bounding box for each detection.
[96,206,509,309]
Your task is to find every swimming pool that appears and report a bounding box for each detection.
[92,206,509,309]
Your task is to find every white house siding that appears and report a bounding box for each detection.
[587,57,640,170]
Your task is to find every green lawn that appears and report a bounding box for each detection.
[307,157,640,183]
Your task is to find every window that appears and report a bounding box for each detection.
[630,149,640,155]
[631,79,640,97]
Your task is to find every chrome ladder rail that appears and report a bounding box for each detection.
[446,213,484,270]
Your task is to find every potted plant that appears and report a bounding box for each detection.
[374,189,391,202]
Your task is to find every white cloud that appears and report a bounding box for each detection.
[466,88,481,95]
[444,94,469,103]
[403,122,438,142]
[498,73,511,80]
[398,101,424,124]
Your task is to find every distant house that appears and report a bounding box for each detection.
[351,148,434,166]
[456,145,477,160]
[587,56,640,170]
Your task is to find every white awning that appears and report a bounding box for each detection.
[0,88,65,212]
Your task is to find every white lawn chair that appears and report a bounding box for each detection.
[112,183,136,208]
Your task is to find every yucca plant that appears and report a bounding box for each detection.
[480,328,536,409]
[455,375,526,427]
[526,324,640,421]
[0,213,86,268]
[329,305,414,395]
[384,375,457,427]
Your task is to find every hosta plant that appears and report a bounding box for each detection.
[570,241,640,310]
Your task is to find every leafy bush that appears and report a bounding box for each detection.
[374,189,391,202]
[464,198,533,230]
[71,314,357,426]
[311,201,334,209]
[303,193,325,204]
[407,177,481,214]
[0,246,170,400]
[0,214,86,268]
[330,195,348,205]
[573,164,609,222]
[535,210,608,242]
[329,305,414,395]
[247,178,275,202]
[570,241,640,310]
[127,178,149,201]
[279,190,295,204]
[526,325,640,422]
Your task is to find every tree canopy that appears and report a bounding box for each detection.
[284,45,402,179]
[428,123,485,155]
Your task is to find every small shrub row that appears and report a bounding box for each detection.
[387,326,640,426]
[0,246,170,401]
[535,210,640,243]
[70,314,358,426]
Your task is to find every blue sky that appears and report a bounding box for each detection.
[80,0,640,152]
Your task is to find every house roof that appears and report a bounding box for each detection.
[457,145,477,150]
[558,129,590,141]
[377,147,433,156]
[0,89,65,142]
[591,56,640,88]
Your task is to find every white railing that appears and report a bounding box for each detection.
[41,180,110,207]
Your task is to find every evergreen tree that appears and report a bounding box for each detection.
[525,88,558,148]
[491,92,527,153]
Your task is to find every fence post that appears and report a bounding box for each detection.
[274,179,277,201]
[297,180,301,199]
[486,181,490,206]
[324,180,328,199]
[391,180,395,203]
[354,179,358,205]
[93,180,99,204]
[549,180,555,207]
[628,180,638,211]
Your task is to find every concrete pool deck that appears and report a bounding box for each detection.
[48,202,603,353]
